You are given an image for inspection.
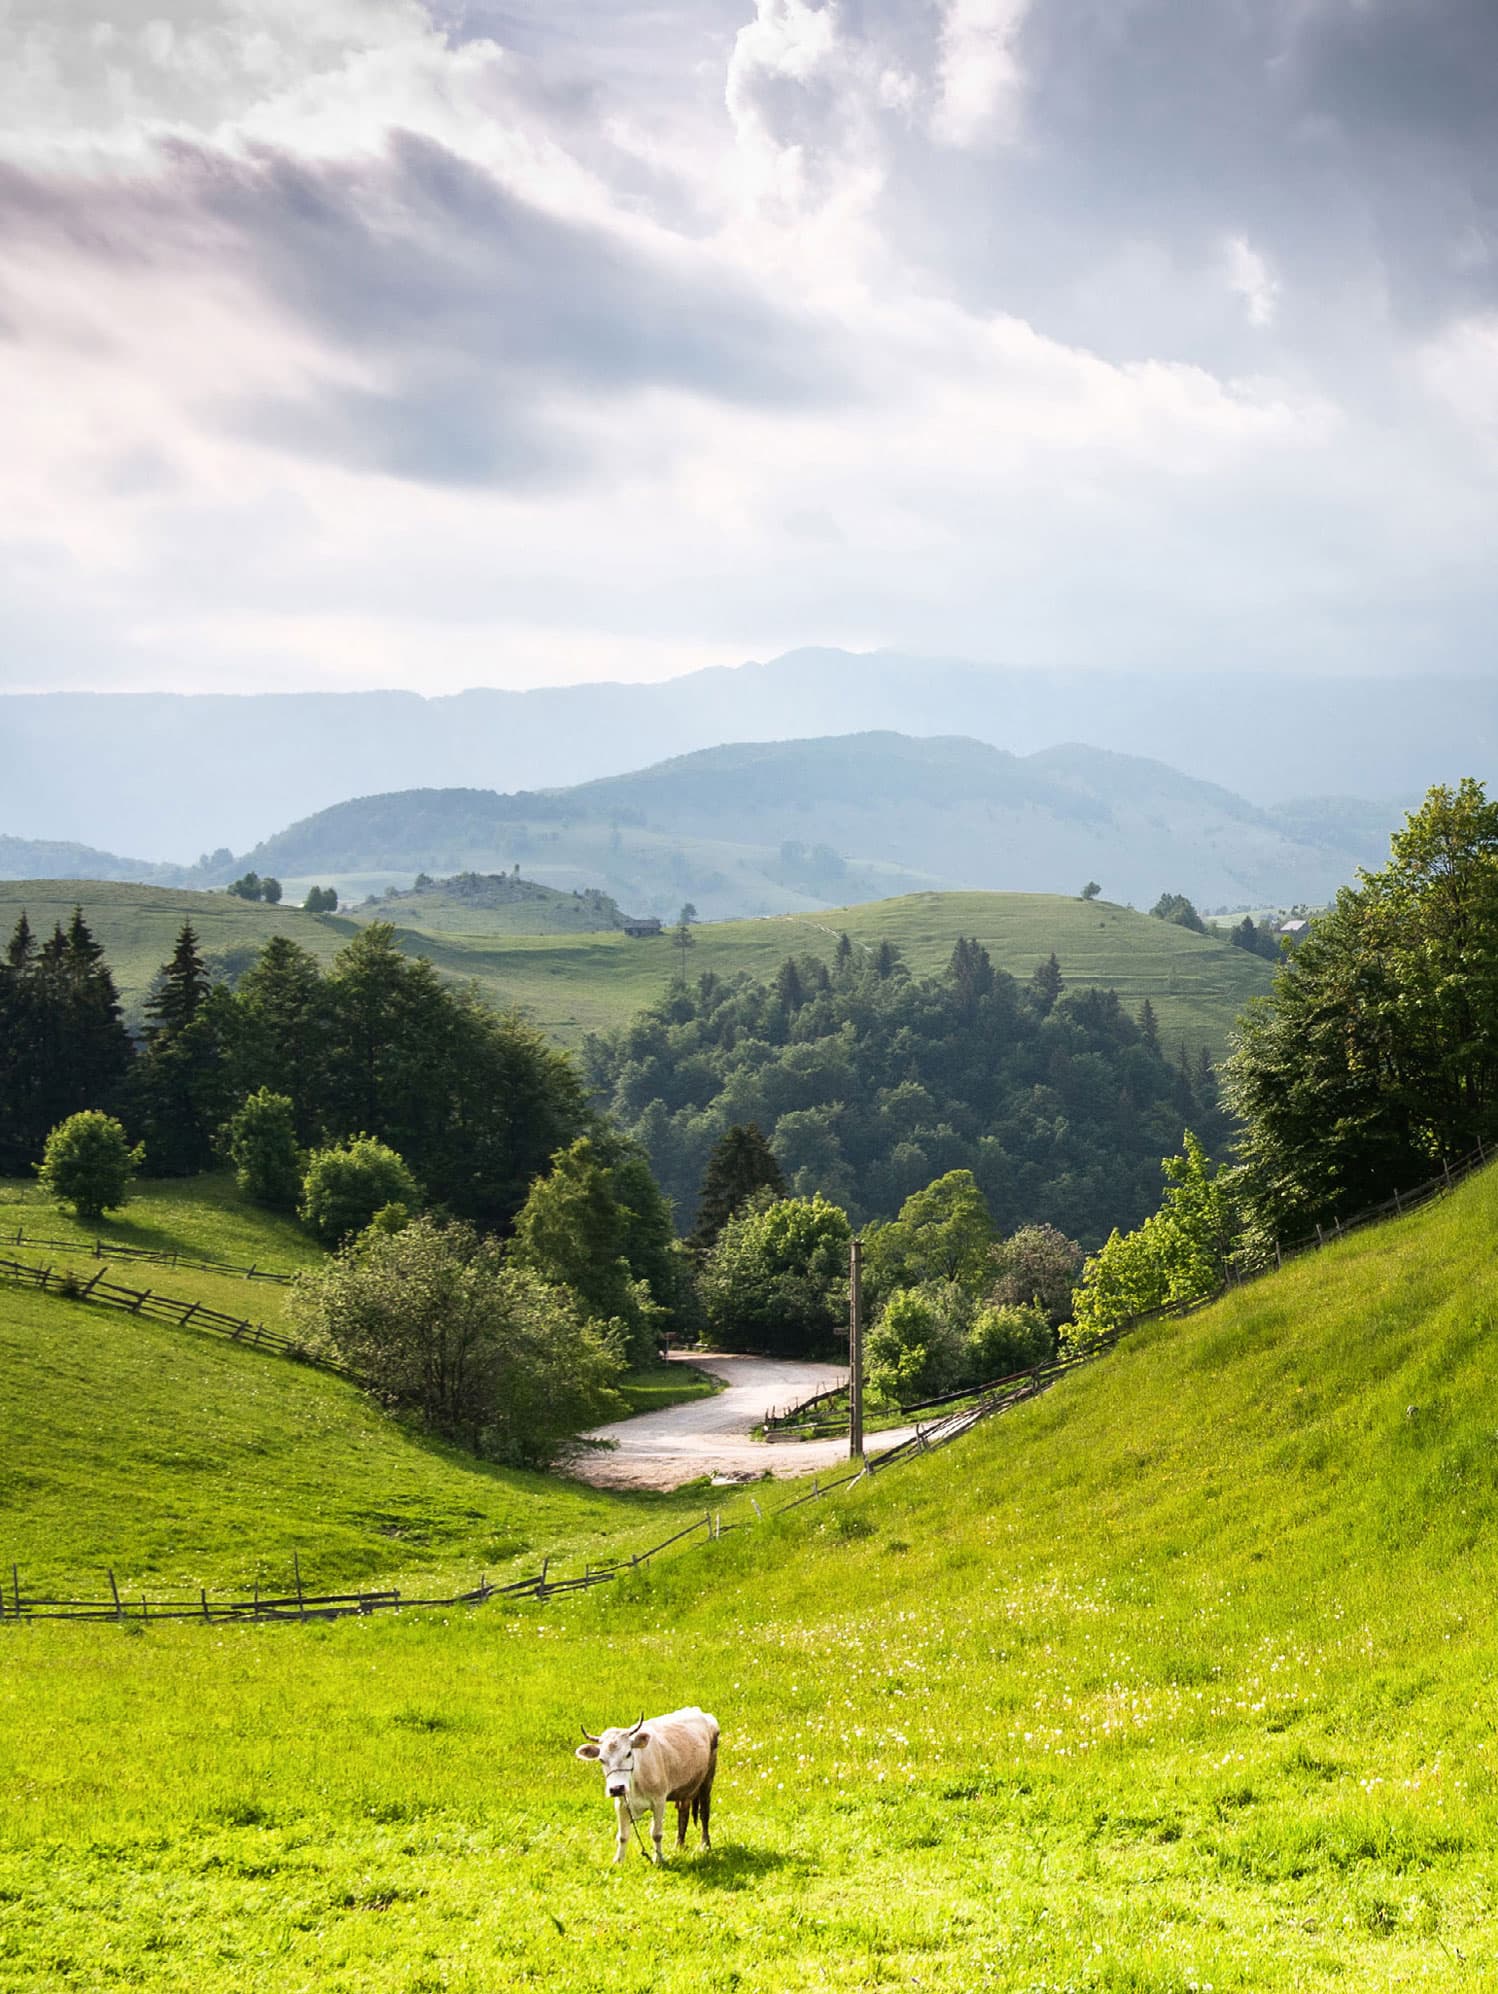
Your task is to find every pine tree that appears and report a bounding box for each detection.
[691,1122,787,1250]
[146,924,210,1039]
[1030,952,1063,1015]
[130,924,226,1175]
[1138,997,1160,1049]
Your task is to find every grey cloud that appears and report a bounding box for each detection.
[0,128,845,488]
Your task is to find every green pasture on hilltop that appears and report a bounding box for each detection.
[0,880,358,1023]
[6,1162,1498,1986]
[385,888,1275,1055]
[0,880,1272,1054]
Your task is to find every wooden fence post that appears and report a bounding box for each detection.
[108,1569,123,1622]
[294,1552,306,1621]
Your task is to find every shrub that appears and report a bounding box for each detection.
[36,1111,143,1220]
[223,1088,303,1209]
[292,1217,624,1461]
[300,1134,421,1248]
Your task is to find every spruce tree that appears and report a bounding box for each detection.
[691,1122,787,1250]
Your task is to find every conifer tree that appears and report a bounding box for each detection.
[691,1122,787,1249]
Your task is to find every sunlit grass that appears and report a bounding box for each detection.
[6,1165,1498,1985]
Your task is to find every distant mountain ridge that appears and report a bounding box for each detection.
[216,731,1400,918]
[0,647,1483,857]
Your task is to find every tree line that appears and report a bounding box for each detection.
[586,931,1227,1248]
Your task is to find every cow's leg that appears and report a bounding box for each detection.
[613,1798,630,1865]
[651,1797,665,1863]
[698,1783,712,1851]
[676,1798,690,1848]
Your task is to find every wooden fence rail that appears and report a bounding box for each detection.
[1,1226,292,1283]
[0,1254,352,1377]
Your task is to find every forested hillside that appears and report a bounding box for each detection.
[587,936,1226,1243]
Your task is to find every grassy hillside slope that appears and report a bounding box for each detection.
[0,880,358,1021]
[0,1176,706,1596]
[391,888,1275,1055]
[0,879,1273,1054]
[5,1164,1498,1987]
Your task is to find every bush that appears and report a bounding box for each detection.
[865,1283,970,1405]
[986,1223,1082,1326]
[967,1300,1055,1381]
[300,1134,422,1247]
[36,1111,143,1220]
[223,1088,303,1208]
[292,1217,624,1461]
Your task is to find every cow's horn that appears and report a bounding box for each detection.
[580,1723,600,1742]
[627,1712,645,1736]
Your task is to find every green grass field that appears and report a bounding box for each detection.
[5,1162,1498,1986]
[0,1177,711,1597]
[0,880,1273,1055]
[383,889,1275,1056]
[0,879,359,1023]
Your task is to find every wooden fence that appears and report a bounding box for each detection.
[0,1225,292,1284]
[0,1254,349,1376]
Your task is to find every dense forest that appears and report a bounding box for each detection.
[585,937,1228,1247]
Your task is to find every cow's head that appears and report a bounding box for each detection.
[576,1715,651,1802]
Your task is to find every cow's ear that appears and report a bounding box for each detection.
[575,1743,601,1760]
[632,1731,651,1749]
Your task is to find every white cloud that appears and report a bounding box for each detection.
[932,0,1030,148]
[1223,234,1280,329]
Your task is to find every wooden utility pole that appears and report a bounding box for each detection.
[848,1236,864,1460]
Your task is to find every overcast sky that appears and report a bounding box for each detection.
[3,0,1497,693]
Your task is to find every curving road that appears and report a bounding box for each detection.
[568,1352,918,1491]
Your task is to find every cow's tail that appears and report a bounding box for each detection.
[692,1732,719,1839]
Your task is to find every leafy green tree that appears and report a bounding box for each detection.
[228,873,263,902]
[1226,780,1498,1241]
[261,877,283,906]
[511,1135,669,1364]
[223,1088,303,1208]
[691,1122,787,1249]
[302,885,338,912]
[986,1222,1082,1325]
[1149,892,1207,933]
[292,1217,623,1460]
[1070,1133,1235,1339]
[967,1300,1054,1380]
[300,1134,422,1247]
[697,1193,851,1356]
[37,1111,143,1220]
[865,1283,969,1404]
[1080,882,1101,901]
[864,1169,996,1298]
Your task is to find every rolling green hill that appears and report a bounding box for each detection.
[0,879,359,1023]
[4,1144,1498,1985]
[0,1176,704,1599]
[382,888,1276,1058]
[219,733,1378,919]
[0,880,1275,1055]
[351,871,629,937]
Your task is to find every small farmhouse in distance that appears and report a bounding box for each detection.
[621,916,663,938]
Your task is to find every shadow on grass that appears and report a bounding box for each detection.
[668,1842,808,1890]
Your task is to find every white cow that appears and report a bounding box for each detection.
[575,1706,719,1864]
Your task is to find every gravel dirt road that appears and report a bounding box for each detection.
[567,1352,917,1491]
